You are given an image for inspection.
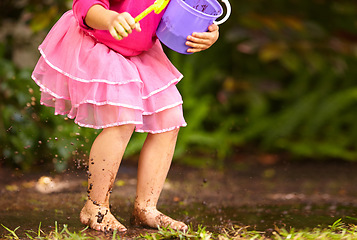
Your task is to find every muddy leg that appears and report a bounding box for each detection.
[80,125,134,233]
[131,128,188,231]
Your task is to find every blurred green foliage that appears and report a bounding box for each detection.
[171,0,357,163]
[1,0,357,171]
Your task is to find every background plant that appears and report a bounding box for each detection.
[1,0,357,171]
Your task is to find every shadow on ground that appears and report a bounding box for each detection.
[1,158,357,238]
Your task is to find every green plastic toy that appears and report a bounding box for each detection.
[134,0,170,22]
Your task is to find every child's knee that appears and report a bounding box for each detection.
[103,124,135,136]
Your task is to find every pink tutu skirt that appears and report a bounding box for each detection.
[32,11,186,133]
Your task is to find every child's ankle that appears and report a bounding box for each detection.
[134,203,157,211]
[84,199,109,209]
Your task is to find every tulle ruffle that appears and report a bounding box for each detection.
[31,11,186,133]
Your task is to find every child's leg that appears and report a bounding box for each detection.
[80,124,135,232]
[131,128,188,231]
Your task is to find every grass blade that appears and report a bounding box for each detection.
[1,224,20,240]
[37,222,41,237]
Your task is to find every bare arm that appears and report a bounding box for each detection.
[85,4,141,40]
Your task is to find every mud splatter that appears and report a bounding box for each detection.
[130,208,148,226]
[156,213,171,228]
[95,209,108,223]
[106,186,113,197]
[130,208,186,230]
[103,225,110,235]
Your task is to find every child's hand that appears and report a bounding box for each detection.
[108,12,141,40]
[85,6,141,40]
[186,24,219,53]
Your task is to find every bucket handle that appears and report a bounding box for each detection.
[213,0,231,25]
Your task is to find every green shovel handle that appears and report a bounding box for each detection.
[134,5,155,22]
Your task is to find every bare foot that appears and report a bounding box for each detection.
[130,207,188,231]
[80,201,127,233]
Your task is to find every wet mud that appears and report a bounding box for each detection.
[1,159,357,238]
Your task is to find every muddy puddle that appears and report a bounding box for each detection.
[1,160,357,238]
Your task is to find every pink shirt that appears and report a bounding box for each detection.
[73,0,165,56]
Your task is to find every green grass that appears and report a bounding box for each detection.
[3,219,357,239]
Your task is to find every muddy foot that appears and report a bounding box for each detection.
[130,207,188,231]
[80,201,127,233]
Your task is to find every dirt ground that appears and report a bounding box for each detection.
[1,157,357,238]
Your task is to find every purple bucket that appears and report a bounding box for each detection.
[156,0,231,54]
